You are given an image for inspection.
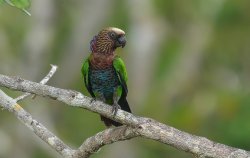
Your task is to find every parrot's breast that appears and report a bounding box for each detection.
[89,66,120,99]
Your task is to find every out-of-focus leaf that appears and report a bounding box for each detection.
[0,0,4,5]
[9,0,30,9]
[4,0,15,6]
[4,0,31,16]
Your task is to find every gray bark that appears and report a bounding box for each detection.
[0,74,249,158]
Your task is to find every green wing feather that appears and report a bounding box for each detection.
[81,57,95,98]
[113,56,128,94]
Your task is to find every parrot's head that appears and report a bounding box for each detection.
[90,27,126,54]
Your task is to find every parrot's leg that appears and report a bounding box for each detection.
[112,101,120,116]
[112,90,121,116]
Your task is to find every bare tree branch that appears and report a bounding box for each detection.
[0,74,249,158]
[75,126,139,158]
[15,64,58,102]
[0,90,73,157]
[0,88,139,158]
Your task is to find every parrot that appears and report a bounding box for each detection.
[81,27,131,127]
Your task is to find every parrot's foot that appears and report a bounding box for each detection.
[112,102,121,116]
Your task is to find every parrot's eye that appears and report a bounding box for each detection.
[110,32,116,38]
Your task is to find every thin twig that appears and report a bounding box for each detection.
[15,64,57,102]
[0,89,73,157]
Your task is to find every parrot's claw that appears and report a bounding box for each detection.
[112,102,121,116]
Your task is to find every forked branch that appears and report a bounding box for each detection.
[0,73,249,158]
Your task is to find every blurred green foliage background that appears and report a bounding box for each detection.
[0,0,250,157]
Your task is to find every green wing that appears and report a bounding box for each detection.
[113,57,128,94]
[81,57,95,98]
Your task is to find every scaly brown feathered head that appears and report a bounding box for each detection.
[90,27,126,55]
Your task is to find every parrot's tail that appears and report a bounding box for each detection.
[100,115,122,127]
[101,98,131,127]
[118,97,131,113]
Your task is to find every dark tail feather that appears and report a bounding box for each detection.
[100,116,122,127]
[118,97,131,113]
[101,98,131,127]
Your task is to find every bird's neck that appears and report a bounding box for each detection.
[89,53,116,70]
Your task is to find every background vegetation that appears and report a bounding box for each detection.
[0,0,250,157]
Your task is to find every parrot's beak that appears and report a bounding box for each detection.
[117,36,126,48]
